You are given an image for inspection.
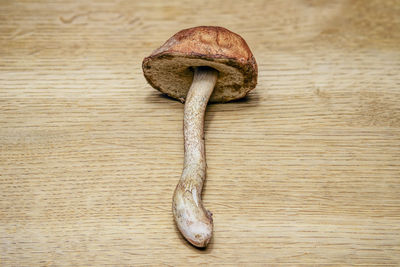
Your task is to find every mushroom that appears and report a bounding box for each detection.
[142,26,258,247]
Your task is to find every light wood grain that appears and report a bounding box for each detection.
[1,0,400,265]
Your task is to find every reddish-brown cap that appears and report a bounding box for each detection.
[142,26,258,103]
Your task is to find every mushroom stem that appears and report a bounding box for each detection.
[172,66,218,247]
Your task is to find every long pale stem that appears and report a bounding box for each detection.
[172,66,218,247]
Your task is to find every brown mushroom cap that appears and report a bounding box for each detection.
[142,26,258,103]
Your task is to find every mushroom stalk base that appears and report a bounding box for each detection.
[172,67,218,247]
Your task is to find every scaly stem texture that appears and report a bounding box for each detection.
[172,66,218,247]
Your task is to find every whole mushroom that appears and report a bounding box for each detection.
[142,26,257,247]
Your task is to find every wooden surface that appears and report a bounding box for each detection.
[1,0,400,265]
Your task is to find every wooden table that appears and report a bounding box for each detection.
[1,0,399,265]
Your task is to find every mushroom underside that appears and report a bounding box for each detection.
[143,56,254,102]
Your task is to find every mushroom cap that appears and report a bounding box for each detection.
[142,26,258,103]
